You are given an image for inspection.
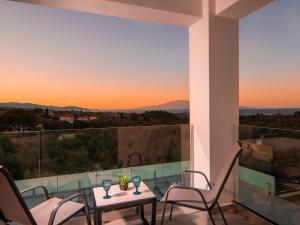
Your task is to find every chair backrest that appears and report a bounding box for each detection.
[210,143,242,206]
[0,166,36,225]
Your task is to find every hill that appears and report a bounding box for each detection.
[0,102,88,111]
[134,100,189,112]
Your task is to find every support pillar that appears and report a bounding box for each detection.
[189,0,239,203]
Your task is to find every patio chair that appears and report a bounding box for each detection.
[160,143,242,225]
[0,166,91,225]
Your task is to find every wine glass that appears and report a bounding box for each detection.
[132,176,141,195]
[102,179,112,199]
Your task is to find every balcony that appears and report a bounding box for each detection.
[2,125,299,224]
[1,0,293,224]
[1,125,189,207]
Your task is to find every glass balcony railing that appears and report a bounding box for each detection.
[238,125,300,225]
[2,123,299,224]
[0,131,40,179]
[0,124,190,208]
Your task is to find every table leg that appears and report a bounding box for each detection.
[151,200,157,225]
[94,207,102,225]
[94,207,98,225]
[140,205,148,225]
[99,210,102,225]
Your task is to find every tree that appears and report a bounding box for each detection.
[45,130,118,175]
[130,113,138,121]
[0,135,23,179]
[44,108,50,118]
[0,109,37,131]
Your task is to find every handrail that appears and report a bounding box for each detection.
[0,124,189,134]
[240,124,300,132]
[20,185,50,200]
[1,124,298,135]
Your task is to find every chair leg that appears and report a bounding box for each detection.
[160,201,168,225]
[0,210,10,225]
[169,203,174,220]
[83,207,91,225]
[208,210,216,225]
[82,193,91,225]
[217,203,228,225]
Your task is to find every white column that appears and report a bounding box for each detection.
[189,0,211,188]
[189,0,239,203]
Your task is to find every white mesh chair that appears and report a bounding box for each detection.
[160,143,242,225]
[0,166,91,225]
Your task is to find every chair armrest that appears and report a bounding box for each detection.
[181,170,212,190]
[48,193,87,225]
[163,185,210,209]
[20,185,50,199]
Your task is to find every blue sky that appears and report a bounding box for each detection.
[240,0,300,107]
[240,0,300,74]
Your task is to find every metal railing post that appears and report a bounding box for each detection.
[39,126,43,178]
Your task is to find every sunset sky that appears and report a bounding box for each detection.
[0,0,299,109]
[240,0,300,108]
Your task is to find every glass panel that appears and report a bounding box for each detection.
[1,125,190,209]
[162,161,190,177]
[15,176,58,208]
[239,166,275,194]
[239,125,300,225]
[0,131,40,180]
[132,164,163,180]
[118,125,190,167]
[42,128,118,176]
[98,168,132,185]
[57,172,91,193]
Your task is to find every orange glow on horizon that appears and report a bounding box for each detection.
[0,71,188,110]
[1,71,299,109]
[240,72,300,108]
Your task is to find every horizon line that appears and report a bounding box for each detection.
[0,101,300,110]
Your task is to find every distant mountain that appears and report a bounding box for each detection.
[134,100,189,112]
[134,101,254,111]
[0,101,190,113]
[0,102,88,111]
[240,106,254,110]
[240,108,300,116]
[1,101,298,115]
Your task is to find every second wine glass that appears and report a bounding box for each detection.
[132,176,141,195]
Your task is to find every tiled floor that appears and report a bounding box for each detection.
[65,203,271,225]
[0,201,271,225]
[239,181,300,225]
